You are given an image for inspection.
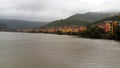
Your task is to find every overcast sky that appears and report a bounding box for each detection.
[0,0,120,22]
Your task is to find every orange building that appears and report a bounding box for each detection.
[104,21,111,32]
[79,26,87,32]
[104,21,120,34]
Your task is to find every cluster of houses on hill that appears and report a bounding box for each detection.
[17,21,120,35]
[95,21,120,34]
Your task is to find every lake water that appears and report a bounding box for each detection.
[0,32,120,68]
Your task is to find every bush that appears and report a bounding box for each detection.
[114,25,120,40]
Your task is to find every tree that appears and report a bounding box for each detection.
[115,25,120,40]
[80,27,104,39]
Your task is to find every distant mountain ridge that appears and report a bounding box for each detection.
[45,12,120,27]
[0,19,46,31]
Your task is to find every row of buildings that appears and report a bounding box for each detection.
[17,26,87,33]
[17,21,120,35]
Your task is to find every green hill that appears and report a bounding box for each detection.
[0,23,8,29]
[45,12,120,27]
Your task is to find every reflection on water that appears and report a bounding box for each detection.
[0,32,120,68]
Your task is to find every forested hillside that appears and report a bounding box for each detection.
[45,12,120,27]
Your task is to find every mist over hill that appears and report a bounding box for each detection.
[0,19,46,31]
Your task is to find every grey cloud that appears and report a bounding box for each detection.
[0,0,120,22]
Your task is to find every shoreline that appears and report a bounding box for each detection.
[16,31,120,41]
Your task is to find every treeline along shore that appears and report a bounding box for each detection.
[17,21,120,40]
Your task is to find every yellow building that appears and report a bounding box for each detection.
[72,27,79,33]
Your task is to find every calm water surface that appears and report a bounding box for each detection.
[0,32,120,68]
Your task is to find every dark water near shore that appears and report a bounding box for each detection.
[0,32,120,68]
